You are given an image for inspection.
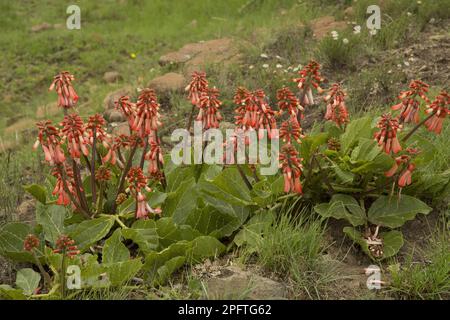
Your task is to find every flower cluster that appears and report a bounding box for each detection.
[234,87,277,139]
[324,83,349,127]
[126,167,161,219]
[23,234,40,252]
[196,87,223,129]
[385,148,420,188]
[374,113,402,154]
[424,91,450,134]
[279,144,303,194]
[277,87,303,120]
[293,60,325,107]
[115,95,136,127]
[60,114,89,159]
[185,71,209,106]
[132,89,162,140]
[391,80,430,124]
[48,71,79,109]
[34,120,66,165]
[53,235,80,259]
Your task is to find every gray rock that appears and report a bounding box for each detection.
[103,71,122,83]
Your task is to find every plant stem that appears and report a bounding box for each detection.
[60,254,66,299]
[94,182,104,217]
[32,251,52,290]
[72,159,90,215]
[91,127,97,204]
[186,104,196,132]
[237,164,252,190]
[112,142,138,213]
[402,111,435,142]
[56,164,90,218]
[140,137,149,170]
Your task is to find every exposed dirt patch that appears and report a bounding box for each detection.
[159,38,243,75]
[309,16,348,40]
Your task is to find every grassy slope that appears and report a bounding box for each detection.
[0,0,449,299]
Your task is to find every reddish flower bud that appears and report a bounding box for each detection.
[131,89,161,139]
[186,72,209,106]
[34,120,66,165]
[374,113,402,154]
[49,71,79,109]
[293,60,325,107]
[424,91,450,134]
[54,235,80,258]
[279,144,303,194]
[391,80,430,124]
[196,87,223,129]
[61,114,89,159]
[324,83,349,127]
[23,234,40,251]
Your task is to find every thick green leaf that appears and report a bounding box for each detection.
[314,194,366,227]
[23,184,46,204]
[105,259,143,286]
[0,223,44,262]
[187,236,226,263]
[155,217,202,249]
[16,268,41,295]
[368,195,432,228]
[234,211,274,248]
[121,220,159,254]
[163,177,198,223]
[200,167,255,206]
[300,133,329,163]
[0,285,27,300]
[36,203,66,244]
[70,216,115,252]
[102,230,129,263]
[382,230,404,258]
[343,227,404,260]
[340,117,373,154]
[143,241,191,284]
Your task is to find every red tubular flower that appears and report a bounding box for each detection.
[24,234,40,252]
[279,144,303,194]
[391,80,430,124]
[52,166,77,206]
[324,83,349,127]
[374,114,402,154]
[95,166,111,181]
[85,114,108,146]
[126,167,161,219]
[186,71,209,106]
[280,118,304,143]
[115,95,136,127]
[49,71,79,108]
[277,87,304,120]
[398,163,416,188]
[34,120,66,165]
[132,89,161,139]
[234,88,277,139]
[53,235,80,258]
[293,60,325,107]
[61,114,89,159]
[424,91,450,134]
[196,87,223,129]
[145,140,164,175]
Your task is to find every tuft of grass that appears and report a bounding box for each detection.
[239,205,340,299]
[316,33,362,71]
[387,227,450,300]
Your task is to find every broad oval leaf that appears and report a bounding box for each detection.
[23,184,46,204]
[0,223,44,262]
[70,216,115,252]
[36,203,66,245]
[102,230,129,264]
[314,194,366,227]
[368,195,432,228]
[15,268,41,295]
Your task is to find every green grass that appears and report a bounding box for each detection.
[387,226,450,300]
[238,205,340,299]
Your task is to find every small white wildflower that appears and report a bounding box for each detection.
[297,64,303,69]
[417,0,422,4]
[293,67,299,72]
[331,30,339,40]
[249,65,254,70]
[369,29,377,36]
[262,64,269,69]
[276,63,283,69]
[287,66,293,70]
[397,64,402,68]
[276,55,282,60]
[353,25,361,34]
[404,61,410,67]
[387,70,392,74]
[260,53,269,59]
[343,38,349,44]
[407,12,412,17]
[429,18,436,24]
